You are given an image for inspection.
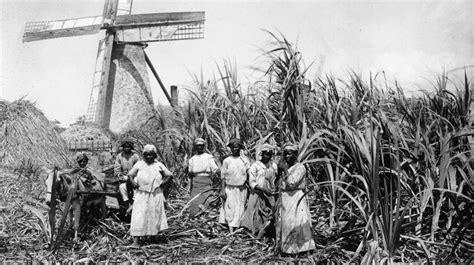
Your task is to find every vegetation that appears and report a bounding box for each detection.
[0,99,73,174]
[1,31,472,263]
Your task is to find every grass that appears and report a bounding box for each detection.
[1,31,472,263]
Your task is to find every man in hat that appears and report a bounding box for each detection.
[65,152,107,238]
[187,138,220,217]
[75,152,89,170]
[73,153,106,208]
[114,137,140,215]
[72,152,103,180]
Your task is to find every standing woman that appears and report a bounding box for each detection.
[219,138,250,233]
[127,144,173,247]
[276,143,315,254]
[187,138,220,217]
[241,144,277,239]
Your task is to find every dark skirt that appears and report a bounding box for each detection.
[188,174,216,217]
[240,190,275,236]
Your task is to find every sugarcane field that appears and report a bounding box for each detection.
[1,1,473,264]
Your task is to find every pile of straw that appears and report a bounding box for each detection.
[61,123,113,142]
[0,167,348,263]
[0,99,73,171]
[1,165,467,263]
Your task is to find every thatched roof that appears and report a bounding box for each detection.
[0,99,73,171]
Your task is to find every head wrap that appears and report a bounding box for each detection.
[283,143,299,152]
[121,137,134,148]
[260,143,274,153]
[194,138,206,146]
[143,144,157,154]
[227,138,243,148]
[75,152,89,162]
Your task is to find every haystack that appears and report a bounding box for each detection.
[61,122,113,142]
[0,99,73,171]
[60,123,116,170]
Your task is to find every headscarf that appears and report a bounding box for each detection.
[143,144,157,154]
[283,143,298,152]
[75,152,89,162]
[121,137,134,148]
[227,138,243,148]
[194,138,206,146]
[260,143,274,154]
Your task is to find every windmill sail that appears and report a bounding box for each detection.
[115,23,204,42]
[86,38,107,122]
[23,15,103,42]
[86,36,114,123]
[114,12,205,42]
[117,0,133,16]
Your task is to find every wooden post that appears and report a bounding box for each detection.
[144,51,174,107]
[171,85,178,106]
[48,167,58,250]
[99,33,116,129]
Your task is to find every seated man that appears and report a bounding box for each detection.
[72,152,106,222]
[73,153,104,184]
[114,138,140,216]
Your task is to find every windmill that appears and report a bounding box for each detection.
[23,0,205,133]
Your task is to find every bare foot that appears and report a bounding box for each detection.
[129,236,140,248]
[126,204,133,215]
[130,242,140,248]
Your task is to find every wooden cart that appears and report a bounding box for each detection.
[48,166,122,250]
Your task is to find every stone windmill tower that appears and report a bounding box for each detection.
[23,0,205,133]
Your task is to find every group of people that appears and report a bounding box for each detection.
[214,139,316,254]
[82,137,315,254]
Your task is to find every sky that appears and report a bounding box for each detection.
[1,0,473,126]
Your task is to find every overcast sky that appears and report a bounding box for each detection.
[1,0,473,126]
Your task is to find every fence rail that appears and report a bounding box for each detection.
[67,140,113,152]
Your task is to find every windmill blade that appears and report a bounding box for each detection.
[115,22,204,42]
[117,0,133,16]
[86,35,114,123]
[86,38,108,122]
[113,12,205,42]
[115,11,204,24]
[23,15,103,42]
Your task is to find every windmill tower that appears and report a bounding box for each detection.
[23,0,205,133]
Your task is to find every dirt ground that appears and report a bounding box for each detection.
[0,166,352,263]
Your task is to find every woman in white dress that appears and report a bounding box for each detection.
[219,138,250,233]
[127,144,173,247]
[276,143,315,254]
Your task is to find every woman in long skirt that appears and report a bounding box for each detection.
[219,138,250,233]
[187,138,220,217]
[127,144,173,247]
[275,143,315,254]
[241,144,277,239]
